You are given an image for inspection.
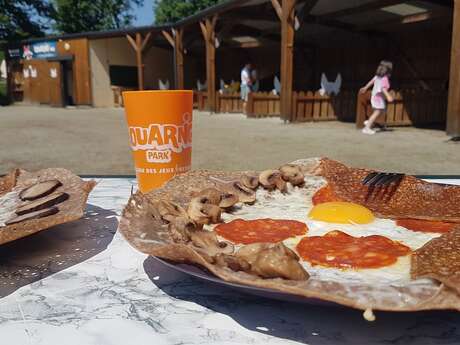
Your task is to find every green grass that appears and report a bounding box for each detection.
[0,79,8,105]
[0,80,6,96]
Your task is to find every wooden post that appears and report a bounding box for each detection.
[447,0,460,136]
[355,92,368,128]
[134,33,144,90]
[162,29,185,90]
[272,0,296,122]
[4,52,12,104]
[126,32,152,90]
[200,16,218,112]
[174,28,185,90]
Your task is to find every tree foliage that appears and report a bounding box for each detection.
[154,0,222,24]
[53,0,143,33]
[0,0,55,42]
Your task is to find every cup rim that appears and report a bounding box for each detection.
[122,90,193,96]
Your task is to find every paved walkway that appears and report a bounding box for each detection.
[0,105,459,175]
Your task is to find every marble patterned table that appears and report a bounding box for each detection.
[0,178,459,345]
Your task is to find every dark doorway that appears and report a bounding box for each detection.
[61,60,74,106]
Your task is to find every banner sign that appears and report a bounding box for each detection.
[22,41,57,59]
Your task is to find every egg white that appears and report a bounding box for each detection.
[211,176,441,286]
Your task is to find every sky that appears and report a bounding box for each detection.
[134,0,155,26]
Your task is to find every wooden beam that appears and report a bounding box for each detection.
[126,34,138,52]
[447,0,460,136]
[200,16,218,112]
[141,32,152,52]
[135,33,144,90]
[271,0,301,30]
[126,33,145,90]
[271,0,283,20]
[199,21,208,40]
[174,28,185,89]
[162,30,175,48]
[280,0,296,122]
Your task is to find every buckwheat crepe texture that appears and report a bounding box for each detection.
[0,168,95,245]
[119,158,460,312]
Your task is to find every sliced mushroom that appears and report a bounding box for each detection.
[194,188,222,205]
[218,191,238,209]
[259,170,287,192]
[190,230,234,256]
[240,175,259,190]
[279,164,305,186]
[169,216,202,243]
[16,192,69,216]
[187,197,221,224]
[19,180,62,201]
[214,253,251,272]
[154,200,188,223]
[225,181,256,204]
[275,178,288,193]
[236,242,309,281]
[6,207,59,225]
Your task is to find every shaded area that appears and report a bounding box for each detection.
[0,204,117,298]
[144,256,460,345]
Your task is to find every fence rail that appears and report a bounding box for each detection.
[247,92,280,118]
[217,92,243,113]
[356,90,447,127]
[195,89,447,127]
[293,90,356,122]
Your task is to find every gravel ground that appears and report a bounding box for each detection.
[1,105,459,175]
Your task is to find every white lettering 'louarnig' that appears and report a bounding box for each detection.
[128,115,192,153]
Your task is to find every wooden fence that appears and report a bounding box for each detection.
[196,91,209,110]
[247,92,280,118]
[196,90,354,121]
[217,92,243,113]
[195,89,447,127]
[195,91,243,113]
[292,90,356,122]
[356,90,447,127]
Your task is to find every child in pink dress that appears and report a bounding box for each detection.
[360,61,394,135]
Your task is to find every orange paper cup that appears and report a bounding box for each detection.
[122,90,193,193]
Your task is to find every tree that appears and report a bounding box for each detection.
[53,0,143,33]
[0,0,55,42]
[154,0,222,24]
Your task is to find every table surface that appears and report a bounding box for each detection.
[1,178,459,345]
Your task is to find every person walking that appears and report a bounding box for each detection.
[241,62,252,113]
[360,60,394,135]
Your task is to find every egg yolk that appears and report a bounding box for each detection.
[308,201,374,224]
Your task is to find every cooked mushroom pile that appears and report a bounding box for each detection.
[151,164,309,281]
[5,179,68,225]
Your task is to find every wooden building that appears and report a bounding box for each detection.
[5,26,175,107]
[5,0,460,136]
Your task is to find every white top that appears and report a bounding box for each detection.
[0,59,7,79]
[241,67,250,86]
[371,76,390,109]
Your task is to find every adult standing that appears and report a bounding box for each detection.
[241,62,252,113]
